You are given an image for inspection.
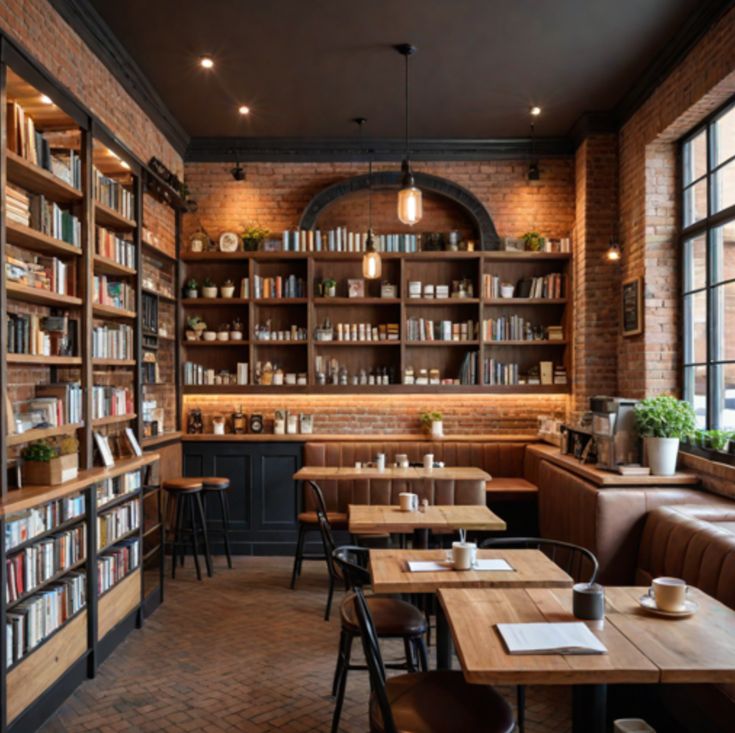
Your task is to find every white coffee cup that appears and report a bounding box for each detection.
[376,453,386,471]
[354,461,362,469]
[651,576,688,612]
[452,541,477,570]
[395,453,409,468]
[423,453,434,470]
[399,492,419,512]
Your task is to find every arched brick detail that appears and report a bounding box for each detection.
[298,171,500,250]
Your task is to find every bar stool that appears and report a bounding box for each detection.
[200,477,233,569]
[162,478,213,580]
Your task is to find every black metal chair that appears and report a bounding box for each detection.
[330,545,428,733]
[351,586,515,733]
[480,536,599,733]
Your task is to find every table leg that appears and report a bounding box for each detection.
[413,528,429,549]
[572,684,607,733]
[435,600,453,670]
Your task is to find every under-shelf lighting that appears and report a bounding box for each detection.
[40,94,53,105]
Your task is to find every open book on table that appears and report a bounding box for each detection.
[497,622,607,655]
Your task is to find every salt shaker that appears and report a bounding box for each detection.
[420,498,429,513]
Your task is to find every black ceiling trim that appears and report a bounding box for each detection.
[185,136,574,163]
[569,112,618,148]
[48,0,189,156]
[613,0,735,125]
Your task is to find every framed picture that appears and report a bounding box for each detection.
[622,277,643,337]
[94,432,115,467]
[501,237,525,252]
[125,428,143,457]
[347,278,365,298]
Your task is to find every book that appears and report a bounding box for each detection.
[497,622,607,655]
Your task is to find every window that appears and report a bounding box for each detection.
[682,99,735,429]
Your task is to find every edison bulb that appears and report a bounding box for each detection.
[362,250,382,279]
[397,185,423,226]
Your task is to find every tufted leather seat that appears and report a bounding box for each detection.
[369,670,515,733]
[341,594,428,636]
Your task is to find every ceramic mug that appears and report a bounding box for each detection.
[395,453,409,468]
[399,492,419,512]
[650,576,688,612]
[452,541,477,570]
[423,453,434,470]
[376,453,386,471]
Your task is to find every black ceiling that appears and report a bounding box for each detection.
[73,0,724,153]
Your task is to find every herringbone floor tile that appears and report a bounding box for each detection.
[39,556,572,732]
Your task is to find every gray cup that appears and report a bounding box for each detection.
[573,582,605,620]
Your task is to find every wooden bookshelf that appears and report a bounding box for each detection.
[93,254,136,276]
[7,354,82,365]
[94,200,136,230]
[6,220,82,257]
[6,149,83,203]
[92,303,137,319]
[6,281,82,308]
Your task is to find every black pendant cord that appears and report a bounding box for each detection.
[404,50,409,162]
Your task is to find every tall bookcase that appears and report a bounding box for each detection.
[0,40,178,732]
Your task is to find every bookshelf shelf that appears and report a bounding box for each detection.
[94,201,136,230]
[252,298,308,305]
[92,303,137,319]
[6,354,82,366]
[485,340,568,346]
[6,220,82,258]
[92,358,136,366]
[141,431,182,448]
[183,340,250,347]
[406,340,480,347]
[406,298,480,306]
[6,281,82,308]
[92,414,137,428]
[6,515,85,555]
[314,340,400,347]
[483,298,567,305]
[142,287,176,302]
[6,422,83,447]
[6,150,83,204]
[97,525,140,556]
[182,297,249,306]
[6,556,87,611]
[93,254,136,277]
[313,297,401,306]
[253,340,307,347]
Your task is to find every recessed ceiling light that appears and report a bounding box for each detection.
[200,56,214,69]
[530,106,542,117]
[238,105,250,116]
[40,94,53,105]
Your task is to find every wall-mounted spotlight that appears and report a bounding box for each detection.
[606,239,621,262]
[229,149,245,181]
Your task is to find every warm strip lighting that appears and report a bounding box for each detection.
[120,160,131,170]
[530,105,542,117]
[200,56,214,69]
[40,94,53,105]
[238,105,250,116]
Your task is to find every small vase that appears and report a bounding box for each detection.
[202,331,216,341]
[431,420,444,439]
[185,289,198,299]
[202,286,218,298]
[217,331,230,341]
[645,437,680,476]
[221,286,235,298]
[230,331,243,341]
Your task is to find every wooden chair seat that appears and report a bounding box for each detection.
[297,510,348,529]
[369,670,515,733]
[341,594,427,637]
[200,477,230,490]
[163,478,203,492]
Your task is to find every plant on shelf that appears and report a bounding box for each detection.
[241,224,270,252]
[217,322,231,341]
[231,317,244,341]
[420,410,444,439]
[21,437,79,486]
[184,277,199,299]
[634,395,696,476]
[186,316,207,341]
[705,429,734,453]
[221,278,236,298]
[202,277,218,298]
[522,231,545,252]
[321,278,337,298]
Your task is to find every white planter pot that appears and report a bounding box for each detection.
[221,286,235,298]
[645,437,680,476]
[431,420,444,439]
[202,286,218,298]
[230,331,243,341]
[202,331,216,341]
[217,331,230,341]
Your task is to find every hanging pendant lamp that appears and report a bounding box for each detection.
[354,117,382,279]
[396,44,422,226]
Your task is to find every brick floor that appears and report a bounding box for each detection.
[39,557,572,733]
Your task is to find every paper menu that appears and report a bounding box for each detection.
[497,622,608,655]
[406,559,514,572]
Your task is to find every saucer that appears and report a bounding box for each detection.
[638,594,698,618]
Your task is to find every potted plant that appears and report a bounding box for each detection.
[230,318,244,341]
[22,437,79,486]
[634,395,696,476]
[522,231,545,252]
[221,278,236,298]
[217,322,231,341]
[500,282,515,298]
[202,325,217,341]
[420,410,444,439]
[705,429,734,454]
[186,316,207,341]
[321,278,337,298]
[202,277,218,298]
[241,224,270,252]
[184,277,199,299]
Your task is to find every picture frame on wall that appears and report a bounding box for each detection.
[622,276,643,337]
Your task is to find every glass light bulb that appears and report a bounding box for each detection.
[362,250,382,280]
[398,185,423,225]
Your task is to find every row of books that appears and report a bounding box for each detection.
[142,292,158,334]
[483,318,563,342]
[6,524,86,604]
[183,361,249,386]
[282,229,424,253]
[326,323,400,342]
[526,362,568,385]
[482,273,565,300]
[142,356,160,385]
[6,572,86,668]
[5,494,86,551]
[6,250,76,296]
[10,189,82,247]
[96,226,135,268]
[97,500,140,550]
[15,381,83,428]
[405,318,477,342]
[457,351,479,385]
[483,359,521,385]
[98,538,140,595]
[94,168,134,219]
[91,385,133,420]
[7,313,78,357]
[96,470,142,508]
[252,275,305,299]
[92,323,134,360]
[93,275,135,311]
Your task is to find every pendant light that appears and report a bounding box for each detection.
[396,44,422,226]
[354,117,382,279]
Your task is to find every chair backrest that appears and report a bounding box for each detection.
[316,512,339,580]
[332,545,371,590]
[351,588,398,733]
[307,480,329,517]
[480,536,599,584]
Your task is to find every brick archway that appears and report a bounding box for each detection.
[298,171,500,250]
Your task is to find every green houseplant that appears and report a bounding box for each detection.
[201,277,218,298]
[241,224,270,252]
[184,277,199,299]
[634,395,696,476]
[522,231,545,252]
[420,410,444,438]
[705,429,734,453]
[221,278,236,298]
[21,437,79,486]
[321,278,337,298]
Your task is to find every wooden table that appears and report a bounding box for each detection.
[294,465,492,482]
[370,549,572,669]
[439,586,735,733]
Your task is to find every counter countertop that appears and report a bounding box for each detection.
[181,433,540,443]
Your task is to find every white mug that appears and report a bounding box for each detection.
[650,576,688,612]
[399,492,419,512]
[423,453,434,470]
[395,453,409,468]
[376,453,386,471]
[452,541,477,570]
[354,461,362,469]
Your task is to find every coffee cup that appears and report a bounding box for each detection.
[395,453,409,468]
[354,461,362,469]
[376,453,386,471]
[399,492,419,512]
[573,582,605,620]
[423,453,434,470]
[650,576,688,612]
[452,541,477,570]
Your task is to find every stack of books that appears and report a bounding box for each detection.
[30,194,81,247]
[6,185,30,226]
[406,318,476,342]
[4,495,85,552]
[483,359,520,385]
[49,149,81,190]
[282,228,423,253]
[95,471,142,507]
[7,101,50,169]
[7,314,77,357]
[547,325,564,341]
[458,351,479,385]
[515,274,564,299]
[32,382,83,425]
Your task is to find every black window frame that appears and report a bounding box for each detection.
[680,95,735,431]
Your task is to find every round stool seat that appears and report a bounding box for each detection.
[163,478,203,492]
[200,476,230,490]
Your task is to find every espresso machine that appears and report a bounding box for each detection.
[590,396,640,470]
